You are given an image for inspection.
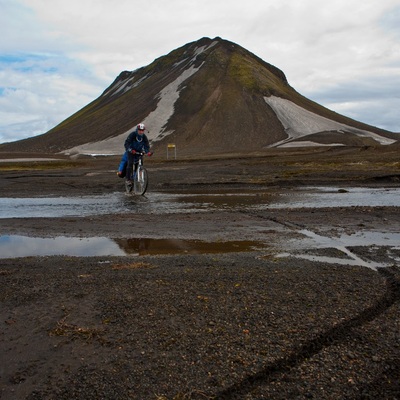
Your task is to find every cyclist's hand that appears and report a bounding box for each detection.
[131,149,136,154]
[147,152,153,156]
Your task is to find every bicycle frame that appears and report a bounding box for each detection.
[128,152,149,195]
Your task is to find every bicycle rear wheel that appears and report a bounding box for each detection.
[133,166,148,195]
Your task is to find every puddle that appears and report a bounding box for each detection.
[277,230,400,270]
[0,187,399,219]
[174,187,400,211]
[1,231,398,268]
[0,193,211,218]
[174,192,279,210]
[297,229,400,248]
[267,187,400,209]
[0,235,125,258]
[0,235,265,258]
[0,194,129,218]
[115,238,265,256]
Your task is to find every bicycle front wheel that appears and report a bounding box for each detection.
[133,167,148,195]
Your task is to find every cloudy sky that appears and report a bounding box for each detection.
[1,0,399,144]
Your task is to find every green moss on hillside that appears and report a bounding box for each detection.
[227,51,292,97]
[228,53,259,90]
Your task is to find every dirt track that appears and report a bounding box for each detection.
[1,148,400,399]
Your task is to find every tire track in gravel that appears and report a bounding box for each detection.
[215,268,400,399]
[215,211,400,399]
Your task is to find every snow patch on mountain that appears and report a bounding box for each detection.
[63,42,218,155]
[144,41,218,143]
[143,64,202,142]
[278,141,345,148]
[264,96,395,147]
[102,73,150,98]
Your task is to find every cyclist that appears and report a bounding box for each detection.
[124,123,152,187]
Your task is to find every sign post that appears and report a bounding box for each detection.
[167,143,176,160]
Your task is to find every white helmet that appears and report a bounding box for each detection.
[137,123,145,131]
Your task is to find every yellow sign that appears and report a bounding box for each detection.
[167,143,177,159]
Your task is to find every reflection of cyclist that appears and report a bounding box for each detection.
[124,123,152,185]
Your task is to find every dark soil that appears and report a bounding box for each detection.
[1,147,400,399]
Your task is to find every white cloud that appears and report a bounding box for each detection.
[1,0,400,144]
[0,51,104,143]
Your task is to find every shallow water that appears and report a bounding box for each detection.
[1,229,399,263]
[277,229,400,270]
[0,235,126,258]
[0,235,265,259]
[1,187,398,261]
[269,187,400,209]
[0,187,399,219]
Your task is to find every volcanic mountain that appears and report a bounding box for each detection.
[1,37,397,156]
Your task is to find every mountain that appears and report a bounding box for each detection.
[1,37,397,156]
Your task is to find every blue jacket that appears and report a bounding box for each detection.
[124,128,150,154]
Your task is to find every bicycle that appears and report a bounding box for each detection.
[125,152,149,195]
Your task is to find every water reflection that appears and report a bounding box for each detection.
[268,187,400,209]
[1,230,399,265]
[115,237,265,256]
[0,195,127,218]
[277,229,400,270]
[0,235,125,258]
[0,235,265,259]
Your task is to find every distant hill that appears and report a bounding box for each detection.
[1,36,397,156]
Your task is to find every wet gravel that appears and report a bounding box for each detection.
[1,253,400,399]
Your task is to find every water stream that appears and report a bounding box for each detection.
[0,187,399,219]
